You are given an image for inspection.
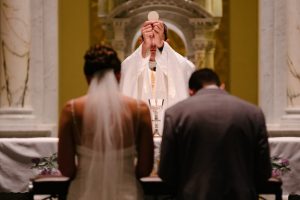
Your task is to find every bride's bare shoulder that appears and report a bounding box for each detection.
[61,95,87,117]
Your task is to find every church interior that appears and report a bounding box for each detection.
[0,0,300,199]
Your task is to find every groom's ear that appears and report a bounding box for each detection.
[220,83,226,90]
[189,89,196,96]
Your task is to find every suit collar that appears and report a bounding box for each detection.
[195,88,228,96]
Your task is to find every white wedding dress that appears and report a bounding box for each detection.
[67,145,143,200]
[67,71,144,200]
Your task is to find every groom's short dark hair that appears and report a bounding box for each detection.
[189,68,221,91]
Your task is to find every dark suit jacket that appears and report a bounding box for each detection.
[158,88,271,200]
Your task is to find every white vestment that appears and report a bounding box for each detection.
[120,42,195,109]
[121,42,194,171]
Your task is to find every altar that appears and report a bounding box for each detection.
[0,137,299,197]
[268,137,300,195]
[0,138,58,192]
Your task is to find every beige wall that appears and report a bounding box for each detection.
[229,0,258,104]
[59,0,90,111]
[59,0,258,111]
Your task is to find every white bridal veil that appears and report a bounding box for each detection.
[80,70,138,199]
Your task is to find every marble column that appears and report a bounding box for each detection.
[205,0,212,13]
[286,0,300,107]
[0,0,58,137]
[0,0,31,110]
[259,0,300,136]
[192,39,207,69]
[203,23,218,69]
[190,19,206,69]
[195,0,222,16]
[98,0,107,17]
[205,40,216,68]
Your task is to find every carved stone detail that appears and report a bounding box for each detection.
[111,18,129,60]
[98,0,222,68]
[189,18,219,68]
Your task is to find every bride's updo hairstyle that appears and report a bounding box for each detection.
[83,45,121,82]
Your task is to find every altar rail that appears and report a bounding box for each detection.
[0,137,299,196]
[28,175,283,200]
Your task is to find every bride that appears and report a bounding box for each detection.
[58,45,154,200]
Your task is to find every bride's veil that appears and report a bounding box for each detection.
[80,69,137,199]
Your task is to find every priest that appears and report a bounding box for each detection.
[120,13,195,114]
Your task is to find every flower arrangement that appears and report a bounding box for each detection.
[271,156,291,179]
[31,153,61,176]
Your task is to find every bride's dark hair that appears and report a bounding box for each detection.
[83,45,121,78]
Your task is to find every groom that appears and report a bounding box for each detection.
[159,68,272,200]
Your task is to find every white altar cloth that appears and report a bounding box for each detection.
[0,137,299,195]
[269,137,300,195]
[0,138,58,192]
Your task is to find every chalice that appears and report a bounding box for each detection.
[148,98,164,137]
